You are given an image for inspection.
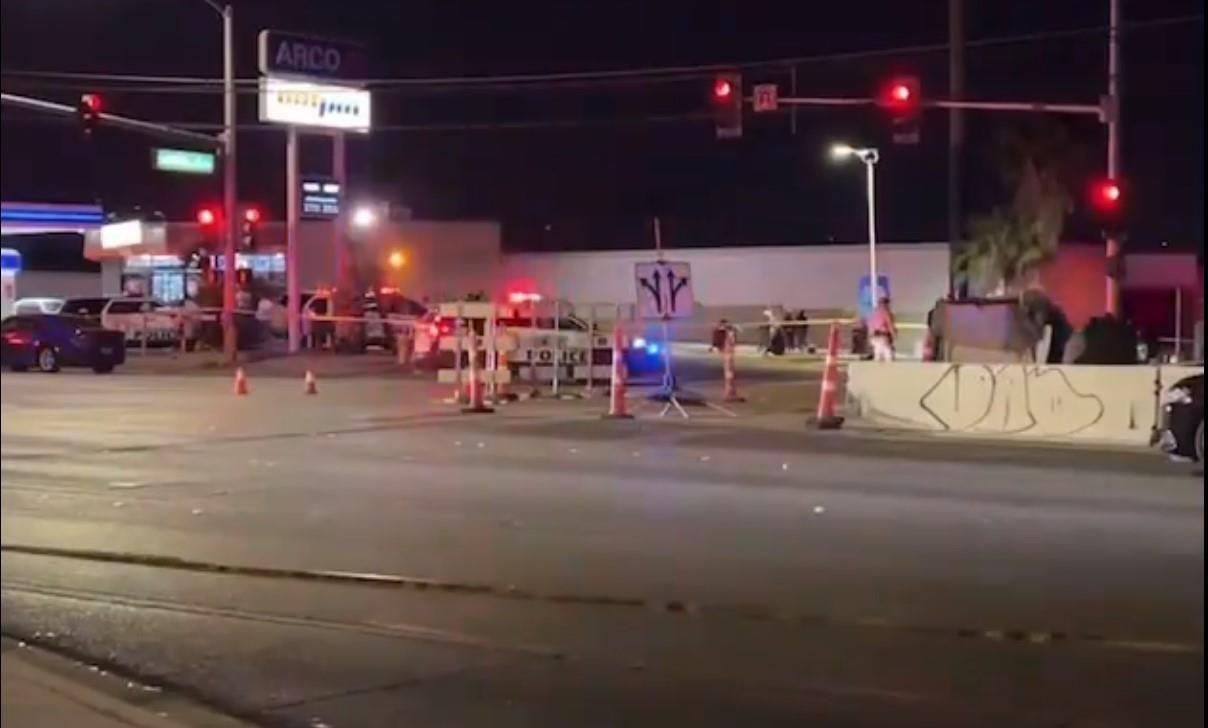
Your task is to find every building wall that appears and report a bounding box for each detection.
[1037,243,1202,332]
[313,221,503,301]
[501,243,951,318]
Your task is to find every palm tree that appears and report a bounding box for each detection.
[956,121,1085,295]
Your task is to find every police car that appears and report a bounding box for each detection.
[414,308,661,377]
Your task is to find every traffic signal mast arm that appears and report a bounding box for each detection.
[770,94,1105,118]
[0,92,222,148]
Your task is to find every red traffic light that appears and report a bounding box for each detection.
[243,206,262,224]
[80,94,102,113]
[1090,179,1123,210]
[711,72,743,139]
[196,207,218,226]
[1098,181,1121,204]
[878,76,920,113]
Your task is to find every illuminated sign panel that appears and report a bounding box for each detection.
[258,77,371,132]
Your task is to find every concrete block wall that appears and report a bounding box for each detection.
[846,361,1204,445]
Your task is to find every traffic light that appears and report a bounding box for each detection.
[1088,178,1127,237]
[711,72,742,139]
[877,76,920,144]
[196,206,219,227]
[77,93,102,136]
[240,206,262,249]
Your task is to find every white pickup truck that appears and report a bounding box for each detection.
[100,297,181,345]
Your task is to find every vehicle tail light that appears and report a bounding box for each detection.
[3,332,31,345]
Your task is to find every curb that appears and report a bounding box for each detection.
[0,637,254,728]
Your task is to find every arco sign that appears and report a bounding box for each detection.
[258,30,367,83]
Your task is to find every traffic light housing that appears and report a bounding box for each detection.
[240,206,262,249]
[711,72,743,139]
[1088,178,1127,237]
[877,76,920,144]
[77,94,102,136]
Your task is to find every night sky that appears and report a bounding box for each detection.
[1,0,1203,253]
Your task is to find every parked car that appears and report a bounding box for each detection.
[61,297,111,317]
[1,314,126,373]
[100,297,180,345]
[12,297,64,315]
[1155,373,1204,463]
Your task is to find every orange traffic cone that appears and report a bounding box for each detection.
[603,325,633,419]
[721,329,744,403]
[462,329,494,414]
[304,370,318,395]
[814,323,844,429]
[233,367,249,396]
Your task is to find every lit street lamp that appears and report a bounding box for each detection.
[830,143,881,315]
[351,205,379,230]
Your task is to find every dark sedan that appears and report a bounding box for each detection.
[1,314,126,373]
[1155,373,1204,463]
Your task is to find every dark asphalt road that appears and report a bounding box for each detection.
[1,371,1203,727]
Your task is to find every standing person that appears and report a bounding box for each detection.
[795,310,810,352]
[869,296,898,362]
[180,297,200,352]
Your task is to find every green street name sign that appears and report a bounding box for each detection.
[152,148,216,175]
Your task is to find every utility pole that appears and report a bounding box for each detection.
[219,3,239,363]
[1105,0,1123,317]
[947,0,964,296]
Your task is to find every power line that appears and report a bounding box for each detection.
[1,12,1200,92]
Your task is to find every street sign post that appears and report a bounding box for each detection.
[753,84,779,113]
[257,30,371,354]
[635,261,694,320]
[151,147,216,175]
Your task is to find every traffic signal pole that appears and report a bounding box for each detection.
[220,3,239,364]
[1105,0,1123,317]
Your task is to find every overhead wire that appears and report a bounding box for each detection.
[0,12,1200,94]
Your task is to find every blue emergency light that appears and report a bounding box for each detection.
[0,248,22,273]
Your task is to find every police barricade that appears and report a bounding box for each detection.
[434,302,516,403]
[503,301,634,397]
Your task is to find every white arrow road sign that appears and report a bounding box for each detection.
[635,260,694,320]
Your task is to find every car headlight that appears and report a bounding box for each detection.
[1161,386,1193,406]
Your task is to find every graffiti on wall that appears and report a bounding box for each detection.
[917,364,1107,436]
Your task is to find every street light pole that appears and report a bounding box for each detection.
[831,144,881,315]
[862,150,880,314]
[220,3,238,363]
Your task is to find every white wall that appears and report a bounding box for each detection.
[501,243,950,315]
[13,270,103,299]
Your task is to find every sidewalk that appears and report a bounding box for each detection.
[1,639,251,728]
